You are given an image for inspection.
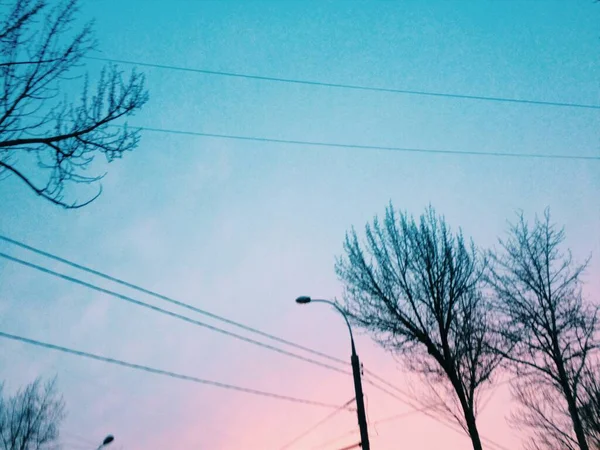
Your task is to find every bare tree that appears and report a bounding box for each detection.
[511,375,582,450]
[0,0,148,208]
[0,377,65,450]
[336,205,500,450]
[488,210,598,450]
[578,365,600,449]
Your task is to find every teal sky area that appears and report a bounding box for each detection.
[1,1,599,449]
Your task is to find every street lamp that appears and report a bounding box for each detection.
[295,296,370,450]
[97,435,114,449]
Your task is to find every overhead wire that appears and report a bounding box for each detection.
[0,240,511,450]
[310,428,358,450]
[336,443,361,450]
[364,368,412,395]
[286,369,484,449]
[0,236,425,407]
[372,405,439,426]
[3,23,584,450]
[0,330,345,409]
[310,402,509,450]
[0,237,462,425]
[24,110,599,162]
[277,397,355,450]
[0,239,501,446]
[85,56,600,111]
[362,376,420,408]
[0,234,347,366]
[361,368,447,421]
[360,370,511,450]
[0,251,351,376]
[300,373,455,449]
[136,126,599,161]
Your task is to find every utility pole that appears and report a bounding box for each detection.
[351,342,370,450]
[295,296,370,450]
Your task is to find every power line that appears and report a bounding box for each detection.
[312,401,509,450]
[361,365,437,411]
[85,56,600,111]
[278,398,355,450]
[1,246,501,449]
[0,237,420,413]
[344,375,479,446]
[0,240,512,450]
[0,241,505,448]
[136,126,599,161]
[316,369,494,449]
[0,330,343,409]
[375,393,508,450]
[362,369,446,416]
[372,406,437,426]
[309,406,471,450]
[363,378,415,406]
[336,443,361,450]
[0,235,347,366]
[26,116,599,162]
[310,428,358,450]
[0,251,351,376]
[360,373,511,450]
[364,368,405,393]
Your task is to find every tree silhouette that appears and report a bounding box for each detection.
[336,205,500,450]
[0,377,65,450]
[488,210,598,450]
[578,366,600,449]
[0,0,148,208]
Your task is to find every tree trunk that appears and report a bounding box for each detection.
[439,340,484,450]
[565,389,590,450]
[554,342,590,450]
[464,407,484,450]
[448,368,483,450]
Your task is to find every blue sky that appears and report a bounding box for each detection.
[1,1,599,448]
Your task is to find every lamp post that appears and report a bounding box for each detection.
[295,296,370,450]
[97,435,114,449]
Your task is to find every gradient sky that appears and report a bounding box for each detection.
[1,0,599,449]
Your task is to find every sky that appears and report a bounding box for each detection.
[0,0,599,449]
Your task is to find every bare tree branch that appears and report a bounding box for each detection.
[336,204,501,450]
[0,0,148,208]
[577,362,600,449]
[0,377,65,450]
[488,209,598,450]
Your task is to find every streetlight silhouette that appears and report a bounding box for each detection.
[295,296,370,450]
[97,435,114,449]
